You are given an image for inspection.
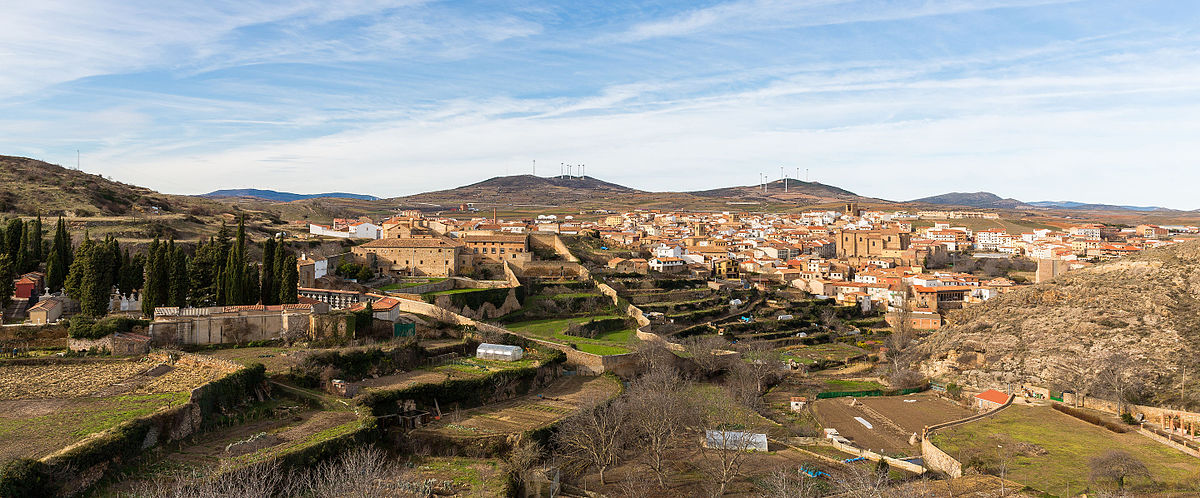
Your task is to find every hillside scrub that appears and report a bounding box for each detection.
[913,240,1200,408]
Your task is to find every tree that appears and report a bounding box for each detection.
[625,367,694,487]
[63,234,93,301]
[28,215,42,264]
[169,244,188,307]
[260,237,277,306]
[1092,352,1145,415]
[1089,449,1149,491]
[3,219,21,264]
[682,335,731,376]
[555,397,628,485]
[0,254,13,312]
[279,252,298,304]
[65,236,115,317]
[762,467,822,498]
[737,340,785,395]
[141,238,161,317]
[45,217,69,292]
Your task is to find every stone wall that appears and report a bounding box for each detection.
[921,437,963,477]
[149,311,311,346]
[829,438,926,474]
[529,233,579,262]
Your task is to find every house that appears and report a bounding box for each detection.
[648,257,685,274]
[370,296,403,322]
[28,297,62,324]
[974,389,1009,411]
[789,396,807,411]
[13,276,38,300]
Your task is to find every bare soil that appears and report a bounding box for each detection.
[812,393,970,457]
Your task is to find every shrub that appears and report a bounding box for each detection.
[0,459,55,498]
[1051,404,1130,433]
[1121,412,1138,425]
[68,316,149,340]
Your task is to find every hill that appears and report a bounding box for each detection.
[201,189,378,202]
[690,179,869,204]
[1026,200,1169,212]
[0,155,187,216]
[390,175,647,209]
[909,192,1028,210]
[912,241,1200,409]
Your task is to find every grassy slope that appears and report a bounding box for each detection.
[931,405,1200,495]
[505,316,633,355]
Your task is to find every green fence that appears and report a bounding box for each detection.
[393,323,415,338]
[816,385,927,399]
[1050,395,1064,402]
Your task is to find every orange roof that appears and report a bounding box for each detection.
[974,389,1009,405]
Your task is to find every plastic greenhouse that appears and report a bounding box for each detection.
[476,343,525,361]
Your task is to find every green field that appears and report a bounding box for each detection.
[505,316,633,355]
[823,379,884,392]
[424,288,492,296]
[0,392,191,460]
[782,342,868,366]
[377,278,447,291]
[931,405,1200,495]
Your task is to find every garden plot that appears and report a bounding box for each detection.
[505,316,635,355]
[356,356,539,392]
[0,357,230,460]
[812,393,970,458]
[781,343,869,367]
[416,375,621,439]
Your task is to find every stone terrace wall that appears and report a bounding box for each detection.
[921,437,962,477]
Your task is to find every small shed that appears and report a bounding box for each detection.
[476,343,525,362]
[789,396,807,412]
[974,389,1009,411]
[704,430,768,452]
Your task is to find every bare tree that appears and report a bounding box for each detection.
[682,335,731,376]
[761,467,822,498]
[1092,352,1145,415]
[626,367,695,487]
[502,438,544,490]
[1089,449,1150,492]
[634,340,676,375]
[699,424,756,497]
[737,340,785,395]
[555,397,629,485]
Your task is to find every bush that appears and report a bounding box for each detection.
[1051,404,1131,433]
[68,316,149,340]
[1121,412,1138,425]
[0,459,55,498]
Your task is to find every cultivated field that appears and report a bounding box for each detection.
[416,375,622,438]
[932,404,1200,495]
[356,355,541,392]
[812,393,971,457]
[0,356,231,460]
[781,342,868,366]
[203,346,310,374]
[505,316,634,355]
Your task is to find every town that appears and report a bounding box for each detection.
[2,190,1199,497]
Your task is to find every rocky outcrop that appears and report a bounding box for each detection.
[913,241,1200,407]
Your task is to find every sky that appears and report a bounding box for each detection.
[1,1,1199,207]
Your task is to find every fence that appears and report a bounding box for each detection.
[816,386,926,399]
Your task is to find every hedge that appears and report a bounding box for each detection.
[0,459,53,498]
[358,353,565,417]
[1051,403,1131,433]
[424,287,525,310]
[67,316,149,340]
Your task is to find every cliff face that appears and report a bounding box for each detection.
[912,241,1200,407]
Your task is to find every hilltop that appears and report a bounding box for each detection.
[691,179,875,205]
[912,241,1200,408]
[0,156,187,216]
[390,175,649,209]
[201,189,378,202]
[909,192,1029,210]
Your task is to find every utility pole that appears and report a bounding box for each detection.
[533,159,536,176]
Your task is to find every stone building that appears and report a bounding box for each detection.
[352,237,470,277]
[462,234,531,264]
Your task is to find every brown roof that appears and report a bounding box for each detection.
[361,237,461,248]
[463,234,527,243]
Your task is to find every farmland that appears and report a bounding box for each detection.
[931,404,1200,495]
[0,356,233,461]
[505,316,634,355]
[415,375,622,439]
[812,393,971,457]
[781,342,868,367]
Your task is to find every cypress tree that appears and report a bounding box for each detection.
[46,217,70,292]
[30,215,43,264]
[223,247,243,305]
[279,252,298,304]
[152,243,169,308]
[0,254,13,312]
[141,238,161,317]
[169,244,188,307]
[260,237,276,305]
[14,220,29,274]
[3,219,20,263]
[64,233,93,300]
[79,239,114,317]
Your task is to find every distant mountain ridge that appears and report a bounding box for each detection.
[201,189,378,202]
[1026,200,1169,212]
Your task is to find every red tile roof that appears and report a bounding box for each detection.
[974,389,1009,405]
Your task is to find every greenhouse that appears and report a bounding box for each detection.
[475,343,525,361]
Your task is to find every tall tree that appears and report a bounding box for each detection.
[14,220,29,274]
[64,233,93,300]
[141,238,161,317]
[79,238,116,316]
[3,219,21,264]
[0,254,13,312]
[279,252,298,304]
[46,217,70,292]
[29,215,43,264]
[188,238,219,307]
[169,243,188,307]
[260,237,277,306]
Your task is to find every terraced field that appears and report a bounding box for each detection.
[415,375,622,439]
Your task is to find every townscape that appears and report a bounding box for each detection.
[2,162,1200,497]
[4,1,1200,497]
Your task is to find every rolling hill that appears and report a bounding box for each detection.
[0,155,193,216]
[912,241,1200,408]
[201,189,378,202]
[909,192,1029,210]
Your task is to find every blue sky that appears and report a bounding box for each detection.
[2,1,1199,207]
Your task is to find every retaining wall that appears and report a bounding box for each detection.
[828,438,926,474]
[920,437,963,477]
